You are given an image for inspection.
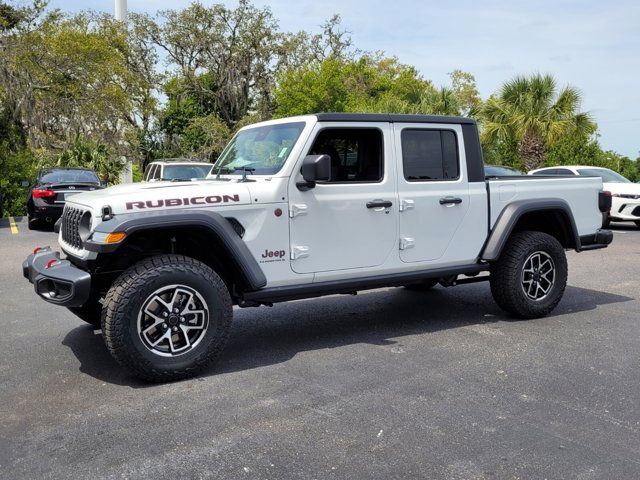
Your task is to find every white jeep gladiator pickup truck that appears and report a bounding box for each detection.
[23,113,613,381]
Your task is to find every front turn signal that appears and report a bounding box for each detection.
[105,232,126,244]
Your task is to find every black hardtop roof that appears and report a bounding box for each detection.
[314,112,476,125]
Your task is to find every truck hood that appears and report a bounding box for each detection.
[603,182,640,196]
[66,180,252,214]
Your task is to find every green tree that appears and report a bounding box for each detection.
[449,69,482,116]
[274,55,446,117]
[481,74,595,171]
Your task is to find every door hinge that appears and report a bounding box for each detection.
[399,237,415,250]
[399,199,415,212]
[289,203,308,218]
[291,245,310,260]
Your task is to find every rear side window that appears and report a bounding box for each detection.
[401,129,459,181]
[308,128,383,183]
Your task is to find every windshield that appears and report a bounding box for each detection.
[213,122,306,175]
[162,164,212,180]
[576,168,630,183]
[39,169,100,184]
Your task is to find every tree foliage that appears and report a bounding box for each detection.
[481,74,595,171]
[0,0,637,217]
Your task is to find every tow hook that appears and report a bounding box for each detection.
[439,275,458,287]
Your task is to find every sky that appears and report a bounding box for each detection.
[49,0,640,159]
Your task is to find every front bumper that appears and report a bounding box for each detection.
[22,247,91,307]
[610,199,640,221]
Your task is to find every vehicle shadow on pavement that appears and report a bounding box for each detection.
[61,283,633,387]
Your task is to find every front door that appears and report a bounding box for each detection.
[288,124,398,274]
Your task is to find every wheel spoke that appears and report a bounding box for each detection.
[178,325,192,347]
[521,251,556,301]
[151,329,171,347]
[137,284,209,357]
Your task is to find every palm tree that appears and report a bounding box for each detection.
[482,74,595,171]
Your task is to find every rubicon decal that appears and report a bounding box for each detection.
[126,194,240,210]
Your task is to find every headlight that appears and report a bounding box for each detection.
[78,211,93,243]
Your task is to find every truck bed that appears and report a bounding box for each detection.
[487,175,604,237]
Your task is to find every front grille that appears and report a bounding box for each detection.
[632,206,640,217]
[61,206,84,249]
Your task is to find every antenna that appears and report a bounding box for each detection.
[115,0,127,21]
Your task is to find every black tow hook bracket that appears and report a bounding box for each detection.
[439,275,458,287]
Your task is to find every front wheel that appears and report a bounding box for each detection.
[101,255,233,382]
[490,231,568,319]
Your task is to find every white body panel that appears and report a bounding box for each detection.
[488,176,603,236]
[288,122,398,274]
[60,116,608,290]
[392,122,487,266]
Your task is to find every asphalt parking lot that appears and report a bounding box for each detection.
[1,217,639,479]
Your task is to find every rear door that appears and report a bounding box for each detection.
[394,123,480,264]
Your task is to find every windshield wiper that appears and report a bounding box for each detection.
[239,167,255,182]
[215,165,234,179]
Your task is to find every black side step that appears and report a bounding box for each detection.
[241,264,488,305]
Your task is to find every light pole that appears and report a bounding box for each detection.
[115,0,127,22]
[115,0,133,183]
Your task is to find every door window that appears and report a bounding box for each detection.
[308,128,383,183]
[401,129,459,181]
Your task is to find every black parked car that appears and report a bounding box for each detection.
[26,168,103,229]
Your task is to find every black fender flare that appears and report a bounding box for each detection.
[481,198,581,261]
[85,209,267,291]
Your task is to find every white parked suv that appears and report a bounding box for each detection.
[529,166,640,228]
[143,159,213,182]
[24,114,613,381]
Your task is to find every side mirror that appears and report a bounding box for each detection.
[298,154,331,191]
[21,180,30,188]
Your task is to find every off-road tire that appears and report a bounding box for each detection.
[101,254,233,382]
[404,278,439,291]
[68,295,103,328]
[490,231,567,319]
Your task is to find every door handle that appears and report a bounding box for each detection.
[439,196,462,205]
[366,200,393,209]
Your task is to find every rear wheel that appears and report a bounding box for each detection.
[101,254,233,382]
[490,231,567,319]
